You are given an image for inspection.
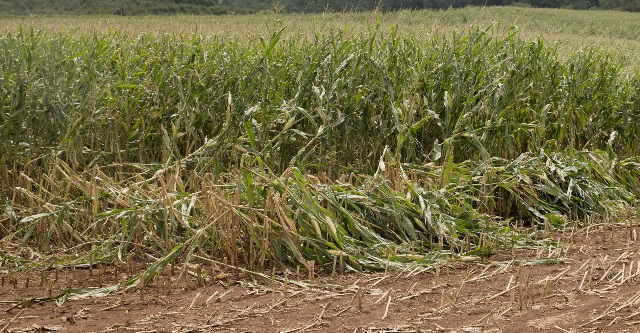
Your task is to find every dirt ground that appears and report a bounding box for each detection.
[2,224,640,333]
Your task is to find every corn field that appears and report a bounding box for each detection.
[1,23,639,289]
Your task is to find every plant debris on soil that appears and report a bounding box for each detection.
[2,225,639,333]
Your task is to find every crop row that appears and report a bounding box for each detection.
[1,25,639,278]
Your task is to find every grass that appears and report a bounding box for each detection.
[1,7,640,296]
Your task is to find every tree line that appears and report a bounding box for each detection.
[0,0,638,16]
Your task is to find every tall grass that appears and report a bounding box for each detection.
[1,23,639,279]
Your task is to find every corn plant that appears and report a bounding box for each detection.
[1,24,639,284]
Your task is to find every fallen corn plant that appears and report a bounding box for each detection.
[1,23,639,294]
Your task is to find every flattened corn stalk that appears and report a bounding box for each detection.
[1,24,639,280]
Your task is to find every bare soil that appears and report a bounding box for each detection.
[2,225,640,333]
